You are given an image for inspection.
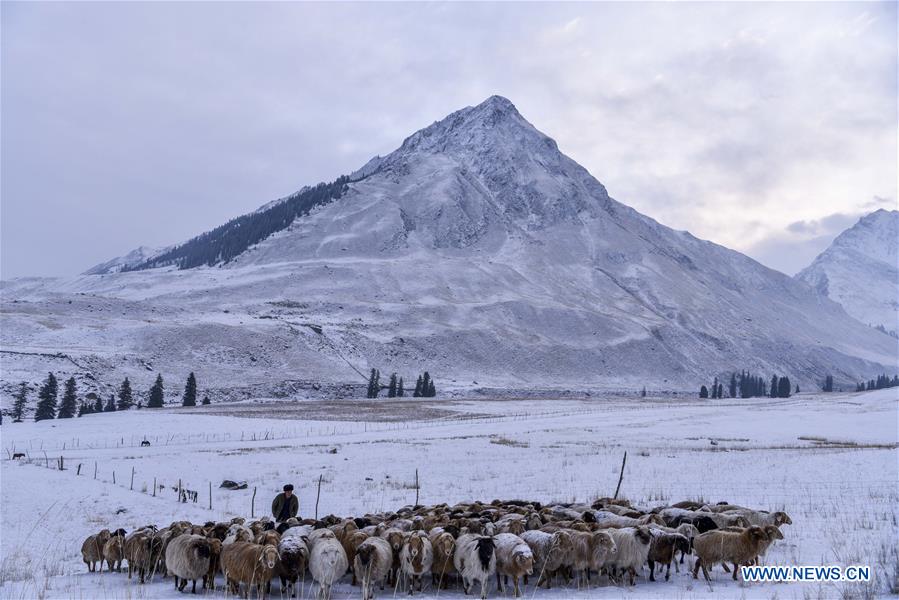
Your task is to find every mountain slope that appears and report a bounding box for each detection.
[1,96,895,399]
[796,209,899,335]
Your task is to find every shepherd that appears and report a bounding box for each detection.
[272,483,299,522]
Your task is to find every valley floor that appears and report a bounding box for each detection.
[1,389,897,599]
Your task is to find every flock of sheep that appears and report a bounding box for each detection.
[80,497,791,599]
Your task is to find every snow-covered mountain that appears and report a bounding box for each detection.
[83,246,167,275]
[2,96,896,399]
[796,209,898,335]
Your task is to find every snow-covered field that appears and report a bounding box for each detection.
[1,389,897,599]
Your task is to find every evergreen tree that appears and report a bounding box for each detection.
[699,385,709,398]
[711,377,719,399]
[795,384,800,394]
[421,372,431,398]
[117,377,134,410]
[147,374,165,408]
[413,375,423,398]
[387,373,397,398]
[57,377,78,418]
[640,386,647,398]
[105,395,116,412]
[11,382,28,422]
[770,375,778,398]
[366,369,380,399]
[427,379,436,397]
[34,373,58,422]
[202,395,211,405]
[777,376,791,398]
[94,396,104,413]
[823,375,834,393]
[717,383,723,398]
[397,378,404,398]
[728,373,737,398]
[182,372,197,407]
[77,401,86,417]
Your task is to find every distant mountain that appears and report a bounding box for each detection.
[84,246,167,275]
[2,96,895,399]
[796,209,899,335]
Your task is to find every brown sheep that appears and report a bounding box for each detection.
[221,541,280,599]
[693,526,768,581]
[204,538,223,590]
[647,532,690,581]
[81,529,111,572]
[102,535,126,573]
[345,530,371,585]
[428,529,456,589]
[255,530,281,547]
[125,530,162,584]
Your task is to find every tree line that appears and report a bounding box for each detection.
[855,373,899,392]
[10,372,208,422]
[700,371,796,399]
[366,369,437,399]
[125,177,352,271]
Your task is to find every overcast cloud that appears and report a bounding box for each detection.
[1,2,896,278]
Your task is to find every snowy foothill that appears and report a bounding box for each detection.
[1,388,897,599]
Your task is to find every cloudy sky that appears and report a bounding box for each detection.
[2,2,896,278]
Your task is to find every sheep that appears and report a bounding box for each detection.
[520,529,574,588]
[647,532,690,581]
[277,528,309,598]
[692,526,768,581]
[604,526,653,585]
[308,530,348,600]
[453,534,496,600]
[354,536,393,600]
[400,531,433,594]
[344,530,371,585]
[721,509,792,528]
[719,524,785,568]
[125,529,163,583]
[593,511,665,528]
[224,524,254,545]
[220,541,279,599]
[204,538,223,590]
[255,530,281,547]
[379,527,406,585]
[81,529,111,572]
[165,533,212,594]
[102,534,126,573]
[428,528,456,589]
[567,530,616,585]
[493,532,533,597]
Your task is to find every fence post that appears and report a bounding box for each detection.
[414,469,420,506]
[209,481,212,510]
[94,462,97,480]
[112,471,116,485]
[613,451,627,500]
[153,477,156,497]
[251,487,257,518]
[178,479,182,503]
[130,467,135,491]
[76,464,82,476]
[315,474,323,520]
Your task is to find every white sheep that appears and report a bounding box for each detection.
[308,531,348,599]
[354,536,393,600]
[164,533,212,594]
[493,532,533,597]
[604,526,653,585]
[453,534,496,600]
[520,529,573,588]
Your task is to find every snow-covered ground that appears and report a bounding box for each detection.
[1,389,897,599]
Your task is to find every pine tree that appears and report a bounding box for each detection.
[77,401,86,417]
[641,386,647,398]
[182,372,197,407]
[413,376,423,398]
[795,384,800,394]
[147,374,165,408]
[711,377,719,399]
[397,378,404,398]
[728,373,737,398]
[387,373,397,398]
[777,376,791,398]
[699,385,709,398]
[12,382,28,422]
[105,395,116,412]
[427,380,436,397]
[717,383,723,399]
[34,373,58,421]
[117,377,134,410]
[421,372,431,397]
[366,369,380,399]
[202,395,211,405]
[94,396,103,413]
[57,377,78,418]
[823,375,833,393]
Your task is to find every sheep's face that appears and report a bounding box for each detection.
[261,546,279,570]
[634,527,652,545]
[554,531,574,554]
[514,551,534,575]
[774,512,792,526]
[195,541,211,560]
[356,543,375,566]
[386,531,404,552]
[746,527,767,544]
[765,526,784,541]
[407,535,423,559]
[437,534,455,557]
